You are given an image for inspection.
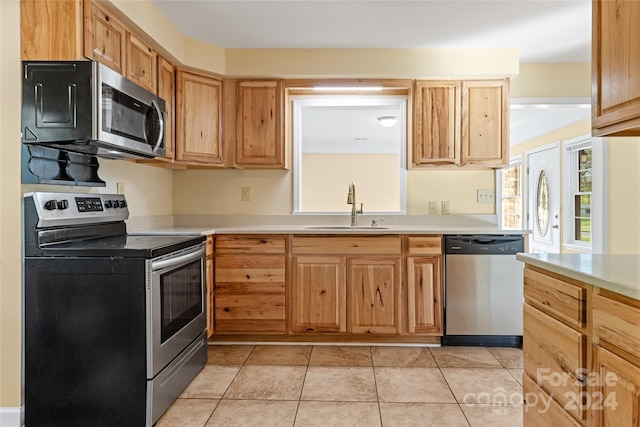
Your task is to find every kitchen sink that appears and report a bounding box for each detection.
[304,225,390,230]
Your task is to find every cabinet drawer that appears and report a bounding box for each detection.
[523,374,582,427]
[292,236,401,256]
[215,294,285,332]
[406,236,442,255]
[216,235,286,255]
[215,256,285,294]
[593,293,640,356]
[523,303,586,421]
[524,267,586,328]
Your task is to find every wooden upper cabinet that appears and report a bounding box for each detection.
[175,70,224,164]
[83,0,126,75]
[460,80,509,167]
[592,0,640,136]
[413,81,460,166]
[157,56,175,160]
[236,80,285,168]
[21,0,84,60]
[126,33,157,93]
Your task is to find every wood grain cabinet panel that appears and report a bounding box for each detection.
[413,81,460,166]
[83,0,126,75]
[126,33,157,93]
[21,0,84,60]
[592,0,640,136]
[236,80,285,168]
[347,258,400,334]
[176,70,224,164]
[157,56,175,160]
[592,293,640,357]
[523,303,586,422]
[523,374,582,427]
[292,256,347,333]
[460,80,509,167]
[213,236,286,333]
[406,256,442,335]
[591,344,640,426]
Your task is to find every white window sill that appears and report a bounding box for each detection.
[562,243,592,254]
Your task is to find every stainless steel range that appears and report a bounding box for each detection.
[22,192,207,427]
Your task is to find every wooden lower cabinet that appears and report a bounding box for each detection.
[291,256,346,333]
[590,345,640,427]
[213,236,286,333]
[206,235,213,338]
[347,258,401,334]
[523,374,582,427]
[406,256,442,334]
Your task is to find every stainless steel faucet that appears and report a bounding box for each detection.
[347,182,363,226]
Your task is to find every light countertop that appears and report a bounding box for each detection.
[516,253,640,301]
[132,224,529,236]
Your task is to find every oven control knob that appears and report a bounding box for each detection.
[57,199,69,210]
[118,200,127,208]
[104,200,113,209]
[44,200,57,210]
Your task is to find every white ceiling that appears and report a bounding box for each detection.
[151,0,593,145]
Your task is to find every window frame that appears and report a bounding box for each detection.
[496,155,523,229]
[562,135,608,253]
[291,94,408,215]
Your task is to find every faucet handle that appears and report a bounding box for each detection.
[371,218,384,227]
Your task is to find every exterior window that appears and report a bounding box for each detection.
[500,160,522,229]
[571,147,592,244]
[563,134,606,253]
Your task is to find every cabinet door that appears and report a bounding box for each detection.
[592,0,640,136]
[176,71,223,164]
[292,256,346,333]
[413,81,460,166]
[348,258,401,334]
[460,80,509,167]
[83,0,126,75]
[157,56,175,160]
[591,345,640,427]
[126,33,157,93]
[406,256,442,335]
[523,303,586,422]
[21,0,84,60]
[236,81,284,168]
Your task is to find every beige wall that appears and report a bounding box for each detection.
[511,63,591,98]
[607,138,640,253]
[301,154,400,212]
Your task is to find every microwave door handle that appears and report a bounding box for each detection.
[151,100,164,152]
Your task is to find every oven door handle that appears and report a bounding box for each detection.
[151,245,205,271]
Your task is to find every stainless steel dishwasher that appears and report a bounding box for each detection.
[442,234,525,347]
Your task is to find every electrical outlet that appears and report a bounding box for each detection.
[441,201,451,215]
[241,187,251,201]
[428,201,439,215]
[116,182,125,195]
[477,189,495,204]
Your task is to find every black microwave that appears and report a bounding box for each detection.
[21,61,165,160]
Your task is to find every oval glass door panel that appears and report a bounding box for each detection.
[536,170,550,237]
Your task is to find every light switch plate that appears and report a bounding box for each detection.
[241,187,251,201]
[428,201,439,215]
[441,201,450,215]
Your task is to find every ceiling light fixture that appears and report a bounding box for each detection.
[313,86,383,91]
[377,116,398,128]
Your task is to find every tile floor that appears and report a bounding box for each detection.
[157,344,524,427]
